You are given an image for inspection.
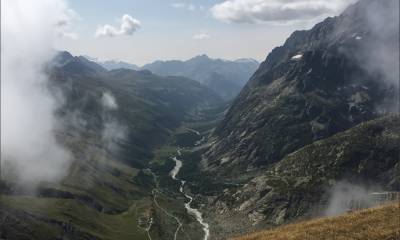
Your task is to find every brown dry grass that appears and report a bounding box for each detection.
[231,203,400,240]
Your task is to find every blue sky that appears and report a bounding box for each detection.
[57,0,354,65]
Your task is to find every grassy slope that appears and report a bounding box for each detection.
[0,146,151,240]
[0,196,150,240]
[231,203,400,240]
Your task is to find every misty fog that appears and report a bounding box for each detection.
[1,0,73,186]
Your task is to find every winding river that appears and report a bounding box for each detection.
[170,150,210,240]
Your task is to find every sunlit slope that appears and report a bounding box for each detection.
[231,203,400,240]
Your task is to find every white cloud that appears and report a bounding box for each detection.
[56,8,81,40]
[101,92,118,110]
[193,33,211,40]
[59,31,79,40]
[102,121,127,152]
[2,0,72,185]
[211,0,356,24]
[100,92,126,152]
[96,14,141,38]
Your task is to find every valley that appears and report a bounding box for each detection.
[1,0,399,240]
[0,64,226,239]
[0,49,228,240]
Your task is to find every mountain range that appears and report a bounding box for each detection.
[88,54,259,100]
[84,56,140,71]
[142,55,259,100]
[0,0,398,239]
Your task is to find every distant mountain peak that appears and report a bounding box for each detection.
[189,54,211,62]
[82,55,100,62]
[53,51,107,75]
[59,51,74,59]
[234,58,259,64]
[194,54,209,59]
[82,56,140,71]
[53,51,74,66]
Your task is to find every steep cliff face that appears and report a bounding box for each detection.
[189,1,400,238]
[203,0,399,176]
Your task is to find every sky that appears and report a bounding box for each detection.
[56,0,356,66]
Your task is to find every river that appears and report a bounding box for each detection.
[170,150,210,240]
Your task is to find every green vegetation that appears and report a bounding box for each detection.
[174,131,201,148]
[1,195,151,240]
[150,146,178,167]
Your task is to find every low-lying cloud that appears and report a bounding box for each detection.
[96,14,141,38]
[101,92,118,110]
[211,0,355,24]
[55,8,81,40]
[100,91,127,152]
[325,181,381,216]
[1,0,73,185]
[335,0,399,113]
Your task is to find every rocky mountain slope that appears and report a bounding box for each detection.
[203,0,399,177]
[143,55,259,100]
[175,0,399,238]
[202,115,399,238]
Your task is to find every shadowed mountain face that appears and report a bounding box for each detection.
[203,0,399,177]
[51,52,222,168]
[177,0,399,238]
[142,55,259,100]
